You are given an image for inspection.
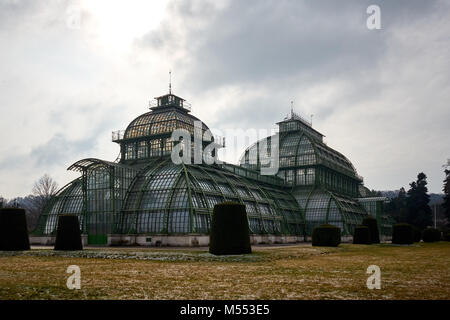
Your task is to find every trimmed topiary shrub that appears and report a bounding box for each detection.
[312,224,341,247]
[412,226,422,242]
[422,228,441,243]
[392,223,413,244]
[54,215,83,251]
[209,202,251,255]
[443,231,450,242]
[353,225,371,244]
[362,216,380,244]
[0,208,30,251]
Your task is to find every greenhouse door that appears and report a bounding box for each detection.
[87,212,108,245]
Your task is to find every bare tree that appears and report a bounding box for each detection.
[24,174,59,231]
[32,174,59,200]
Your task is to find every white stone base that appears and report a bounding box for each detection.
[341,236,353,243]
[29,233,392,247]
[108,234,210,247]
[249,235,303,245]
[108,234,304,247]
[29,236,55,245]
[304,235,353,243]
[30,235,88,246]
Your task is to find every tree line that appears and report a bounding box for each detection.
[0,174,58,232]
[386,162,450,230]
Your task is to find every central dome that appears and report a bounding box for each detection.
[112,93,215,163]
[124,108,209,140]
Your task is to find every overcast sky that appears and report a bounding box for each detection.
[0,0,449,199]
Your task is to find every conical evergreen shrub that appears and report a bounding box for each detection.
[362,216,380,244]
[412,226,422,242]
[54,215,83,250]
[422,228,441,243]
[392,223,413,244]
[209,202,251,255]
[353,225,371,244]
[443,231,450,242]
[0,208,30,250]
[312,224,341,247]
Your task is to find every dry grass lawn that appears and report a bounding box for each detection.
[0,242,449,300]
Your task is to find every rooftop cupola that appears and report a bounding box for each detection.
[149,71,192,112]
[277,105,324,142]
[150,93,190,112]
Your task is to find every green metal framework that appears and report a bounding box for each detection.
[238,113,377,236]
[239,131,362,197]
[118,159,303,235]
[34,91,393,241]
[34,159,138,244]
[291,188,367,235]
[358,197,395,237]
[112,95,212,165]
[36,178,83,236]
[35,158,304,238]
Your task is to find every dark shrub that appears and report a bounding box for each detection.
[362,216,380,244]
[353,225,371,244]
[392,223,413,244]
[54,215,83,250]
[0,208,30,251]
[422,228,441,243]
[209,202,251,255]
[412,226,422,242]
[312,224,341,247]
[443,231,450,242]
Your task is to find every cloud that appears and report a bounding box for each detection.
[137,0,437,92]
[0,133,93,169]
[0,0,449,199]
[135,0,450,193]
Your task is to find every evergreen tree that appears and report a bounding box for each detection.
[406,172,432,230]
[398,187,407,203]
[386,187,408,222]
[367,189,382,197]
[443,168,450,227]
[397,187,408,222]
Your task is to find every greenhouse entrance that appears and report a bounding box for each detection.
[87,212,108,245]
[58,158,139,246]
[88,234,107,245]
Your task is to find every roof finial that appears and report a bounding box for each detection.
[310,114,314,126]
[169,70,172,94]
[290,100,294,117]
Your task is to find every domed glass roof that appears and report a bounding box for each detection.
[110,93,217,164]
[124,109,209,140]
[293,189,367,235]
[37,158,304,236]
[240,131,359,179]
[120,159,303,235]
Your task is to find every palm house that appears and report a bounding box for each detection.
[32,89,393,246]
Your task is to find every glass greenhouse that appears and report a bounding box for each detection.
[239,111,371,236]
[33,91,393,245]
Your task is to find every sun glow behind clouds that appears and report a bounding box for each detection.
[81,0,168,52]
